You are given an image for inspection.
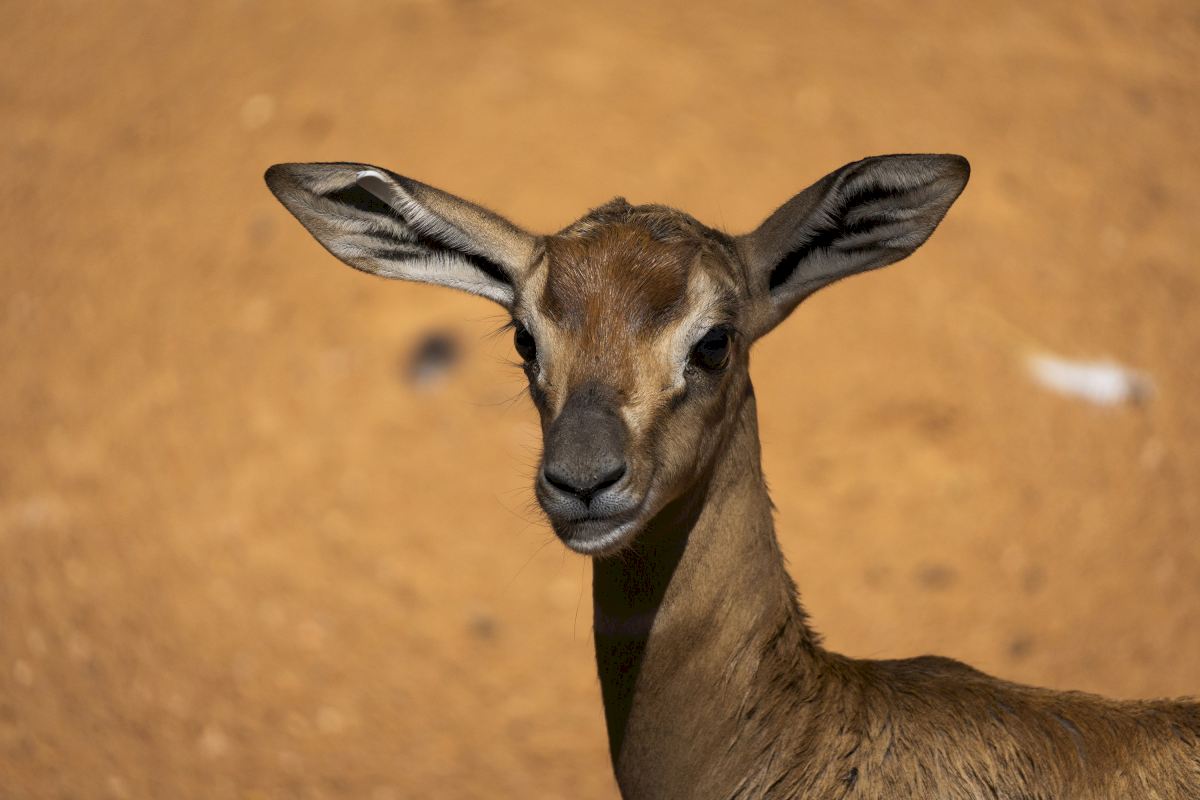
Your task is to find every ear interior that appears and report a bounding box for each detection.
[741,154,970,334]
[354,170,516,288]
[265,162,533,308]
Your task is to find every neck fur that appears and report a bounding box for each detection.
[592,382,823,796]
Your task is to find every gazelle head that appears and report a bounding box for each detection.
[267,155,968,555]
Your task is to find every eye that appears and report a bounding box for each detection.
[690,326,732,371]
[513,321,538,364]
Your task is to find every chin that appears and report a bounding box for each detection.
[552,515,644,557]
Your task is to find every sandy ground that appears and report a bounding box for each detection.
[2,1,1198,797]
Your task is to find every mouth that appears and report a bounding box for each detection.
[554,513,645,556]
[534,469,655,557]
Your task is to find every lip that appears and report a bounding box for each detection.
[557,514,644,556]
[546,487,657,557]
[535,471,656,557]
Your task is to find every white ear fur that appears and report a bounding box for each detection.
[266,162,532,308]
[355,170,390,195]
[355,170,500,267]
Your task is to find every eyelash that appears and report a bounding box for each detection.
[688,325,734,372]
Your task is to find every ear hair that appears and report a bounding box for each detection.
[265,162,535,308]
[738,154,970,336]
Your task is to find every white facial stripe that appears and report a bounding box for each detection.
[512,256,560,403]
[518,250,734,424]
[668,271,730,378]
[610,270,730,435]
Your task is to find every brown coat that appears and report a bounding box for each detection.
[267,154,1200,799]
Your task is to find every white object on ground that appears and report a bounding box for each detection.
[1026,353,1152,406]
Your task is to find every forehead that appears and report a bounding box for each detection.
[536,200,739,335]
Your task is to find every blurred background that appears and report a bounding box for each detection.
[2,1,1198,797]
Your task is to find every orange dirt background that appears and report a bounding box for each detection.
[2,2,1198,797]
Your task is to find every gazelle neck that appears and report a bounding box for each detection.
[592,382,822,797]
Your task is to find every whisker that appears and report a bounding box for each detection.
[504,535,557,590]
[470,385,529,408]
[573,556,587,641]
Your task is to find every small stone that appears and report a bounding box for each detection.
[914,562,956,591]
[1009,635,1034,660]
[404,330,461,389]
[469,613,497,641]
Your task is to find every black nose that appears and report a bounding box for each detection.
[543,459,627,503]
[541,382,628,505]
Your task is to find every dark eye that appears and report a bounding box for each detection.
[690,326,732,371]
[513,321,538,364]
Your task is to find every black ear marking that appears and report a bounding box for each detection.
[323,183,397,217]
[739,154,969,338]
[403,226,513,288]
[768,247,809,292]
[767,180,908,290]
[266,161,534,308]
[460,252,512,287]
[321,177,514,289]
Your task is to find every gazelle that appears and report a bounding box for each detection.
[267,154,1199,799]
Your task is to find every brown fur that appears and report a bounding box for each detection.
[592,389,1200,799]
[532,202,1200,799]
[543,223,696,334]
[267,156,1200,799]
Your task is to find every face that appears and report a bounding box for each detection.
[509,203,753,556]
[268,155,969,558]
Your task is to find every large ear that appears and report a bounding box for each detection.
[265,162,536,308]
[737,154,969,337]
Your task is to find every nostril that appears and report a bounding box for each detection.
[592,462,626,494]
[542,460,627,503]
[542,464,580,497]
